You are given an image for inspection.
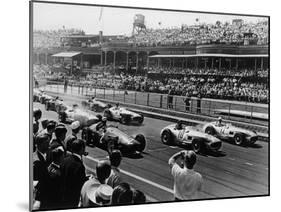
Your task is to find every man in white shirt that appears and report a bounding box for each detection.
[168,150,203,200]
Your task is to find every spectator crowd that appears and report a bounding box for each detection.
[33,109,146,210]
[129,20,268,47]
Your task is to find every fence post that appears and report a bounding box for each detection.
[208,100,211,116]
[57,83,59,94]
[134,92,137,104]
[147,93,150,106]
[160,95,163,108]
[175,96,177,110]
[113,89,115,100]
[104,88,106,99]
[250,106,253,123]
[94,87,96,97]
[228,103,231,120]
[123,90,126,102]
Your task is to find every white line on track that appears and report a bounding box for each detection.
[245,162,253,166]
[85,155,174,196]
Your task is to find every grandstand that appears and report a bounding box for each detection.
[33,19,269,104]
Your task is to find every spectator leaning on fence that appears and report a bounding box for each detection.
[168,150,203,201]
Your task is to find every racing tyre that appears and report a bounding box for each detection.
[192,139,205,154]
[161,130,173,145]
[45,102,49,111]
[234,134,244,146]
[120,116,129,125]
[205,126,216,135]
[135,134,146,152]
[138,115,144,125]
[93,105,98,112]
[103,109,112,120]
[58,112,66,123]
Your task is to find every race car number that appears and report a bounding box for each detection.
[178,130,185,140]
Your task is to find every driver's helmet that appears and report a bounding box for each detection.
[96,114,103,121]
[176,120,184,130]
[102,117,107,123]
[217,117,222,124]
[115,102,119,108]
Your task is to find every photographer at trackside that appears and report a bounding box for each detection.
[168,150,203,201]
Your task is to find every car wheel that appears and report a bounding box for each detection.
[161,130,173,145]
[45,103,49,111]
[135,134,146,152]
[58,112,66,123]
[120,116,128,125]
[82,128,89,143]
[205,126,216,135]
[103,109,112,120]
[192,139,204,154]
[93,105,98,112]
[234,134,244,146]
[138,115,144,125]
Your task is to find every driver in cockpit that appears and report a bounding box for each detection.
[175,120,184,130]
[216,117,224,127]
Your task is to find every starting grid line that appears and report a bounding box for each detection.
[85,155,174,201]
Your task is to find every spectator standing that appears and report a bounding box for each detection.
[49,124,67,153]
[106,150,123,188]
[46,148,64,209]
[80,160,112,207]
[60,139,88,208]
[168,150,203,200]
[33,134,52,210]
[168,88,174,109]
[132,190,146,204]
[184,93,191,112]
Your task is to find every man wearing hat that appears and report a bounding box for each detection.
[70,121,80,139]
[60,139,88,208]
[33,133,52,210]
[49,123,67,153]
[80,160,112,207]
[216,116,224,127]
[168,150,203,200]
[39,120,57,141]
[85,184,113,207]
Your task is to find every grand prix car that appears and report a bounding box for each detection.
[45,97,66,112]
[160,123,222,153]
[81,123,146,155]
[203,121,258,146]
[81,98,111,112]
[58,106,100,127]
[103,106,144,125]
[39,92,55,104]
[33,89,43,102]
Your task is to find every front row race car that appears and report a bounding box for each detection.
[81,123,146,155]
[203,121,258,146]
[103,106,144,125]
[81,98,111,112]
[160,123,222,154]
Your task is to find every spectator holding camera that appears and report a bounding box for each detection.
[168,150,203,201]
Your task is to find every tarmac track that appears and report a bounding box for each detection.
[33,93,269,203]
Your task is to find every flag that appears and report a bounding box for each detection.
[99,7,103,22]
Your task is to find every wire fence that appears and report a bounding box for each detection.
[38,81,268,126]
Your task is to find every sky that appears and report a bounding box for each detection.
[33,2,268,36]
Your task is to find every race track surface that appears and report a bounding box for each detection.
[33,93,269,203]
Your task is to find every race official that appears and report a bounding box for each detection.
[49,124,67,152]
[168,150,203,200]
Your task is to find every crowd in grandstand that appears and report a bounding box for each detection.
[34,28,85,48]
[129,20,268,47]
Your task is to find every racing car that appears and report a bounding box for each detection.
[33,89,43,102]
[58,105,100,127]
[45,97,66,112]
[103,106,144,125]
[39,92,55,104]
[81,98,111,112]
[160,123,222,153]
[203,121,258,146]
[81,123,146,155]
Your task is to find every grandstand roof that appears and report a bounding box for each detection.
[149,54,268,58]
[52,51,82,58]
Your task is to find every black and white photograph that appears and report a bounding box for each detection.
[30,0,269,211]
